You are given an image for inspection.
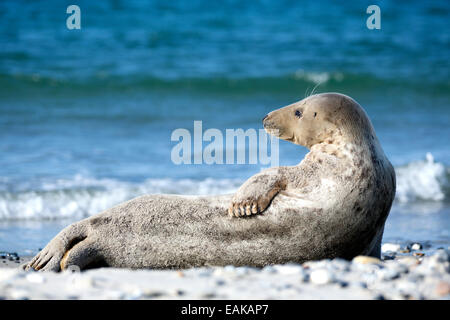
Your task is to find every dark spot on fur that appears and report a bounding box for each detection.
[360,167,370,180]
[356,159,364,167]
[90,216,112,226]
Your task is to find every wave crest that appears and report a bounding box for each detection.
[395,153,448,203]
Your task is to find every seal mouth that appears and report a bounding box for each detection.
[263,126,281,137]
[264,126,294,142]
[263,116,294,141]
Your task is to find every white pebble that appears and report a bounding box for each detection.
[411,243,422,251]
[381,243,401,253]
[261,265,277,274]
[378,268,400,281]
[9,288,29,300]
[309,269,335,285]
[235,266,252,276]
[103,290,125,299]
[126,288,143,300]
[223,265,236,273]
[26,273,45,284]
[274,264,303,275]
[0,269,22,282]
[69,275,95,290]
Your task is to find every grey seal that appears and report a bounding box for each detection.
[23,92,396,271]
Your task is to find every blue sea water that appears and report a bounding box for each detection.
[0,0,449,255]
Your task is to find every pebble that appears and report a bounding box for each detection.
[70,275,95,290]
[216,279,226,286]
[273,264,304,275]
[392,263,409,275]
[382,253,396,260]
[176,271,184,277]
[261,265,277,274]
[224,265,236,272]
[200,291,216,299]
[435,281,450,297]
[309,268,335,285]
[0,269,23,282]
[171,289,185,297]
[103,290,125,299]
[329,258,351,272]
[9,288,29,300]
[195,268,213,277]
[378,268,400,281]
[405,273,423,283]
[433,249,450,262]
[26,273,45,284]
[353,256,382,265]
[142,289,164,298]
[411,243,422,251]
[213,265,236,276]
[127,288,143,300]
[396,256,419,266]
[235,266,253,276]
[381,243,401,253]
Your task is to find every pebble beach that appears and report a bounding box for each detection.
[1,243,449,300]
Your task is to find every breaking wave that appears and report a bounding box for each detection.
[395,153,449,203]
[0,176,242,221]
[0,153,448,221]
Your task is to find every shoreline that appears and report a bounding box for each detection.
[0,253,29,269]
[1,247,449,300]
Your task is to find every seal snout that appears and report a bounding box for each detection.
[262,113,283,138]
[262,113,274,131]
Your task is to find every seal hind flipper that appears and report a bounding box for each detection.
[60,237,102,271]
[23,222,87,272]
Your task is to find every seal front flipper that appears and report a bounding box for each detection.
[228,167,286,217]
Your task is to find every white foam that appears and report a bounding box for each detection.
[293,70,344,84]
[395,153,448,203]
[0,176,242,221]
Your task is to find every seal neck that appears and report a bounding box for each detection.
[310,132,383,162]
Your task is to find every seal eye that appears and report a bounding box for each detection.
[295,110,302,118]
